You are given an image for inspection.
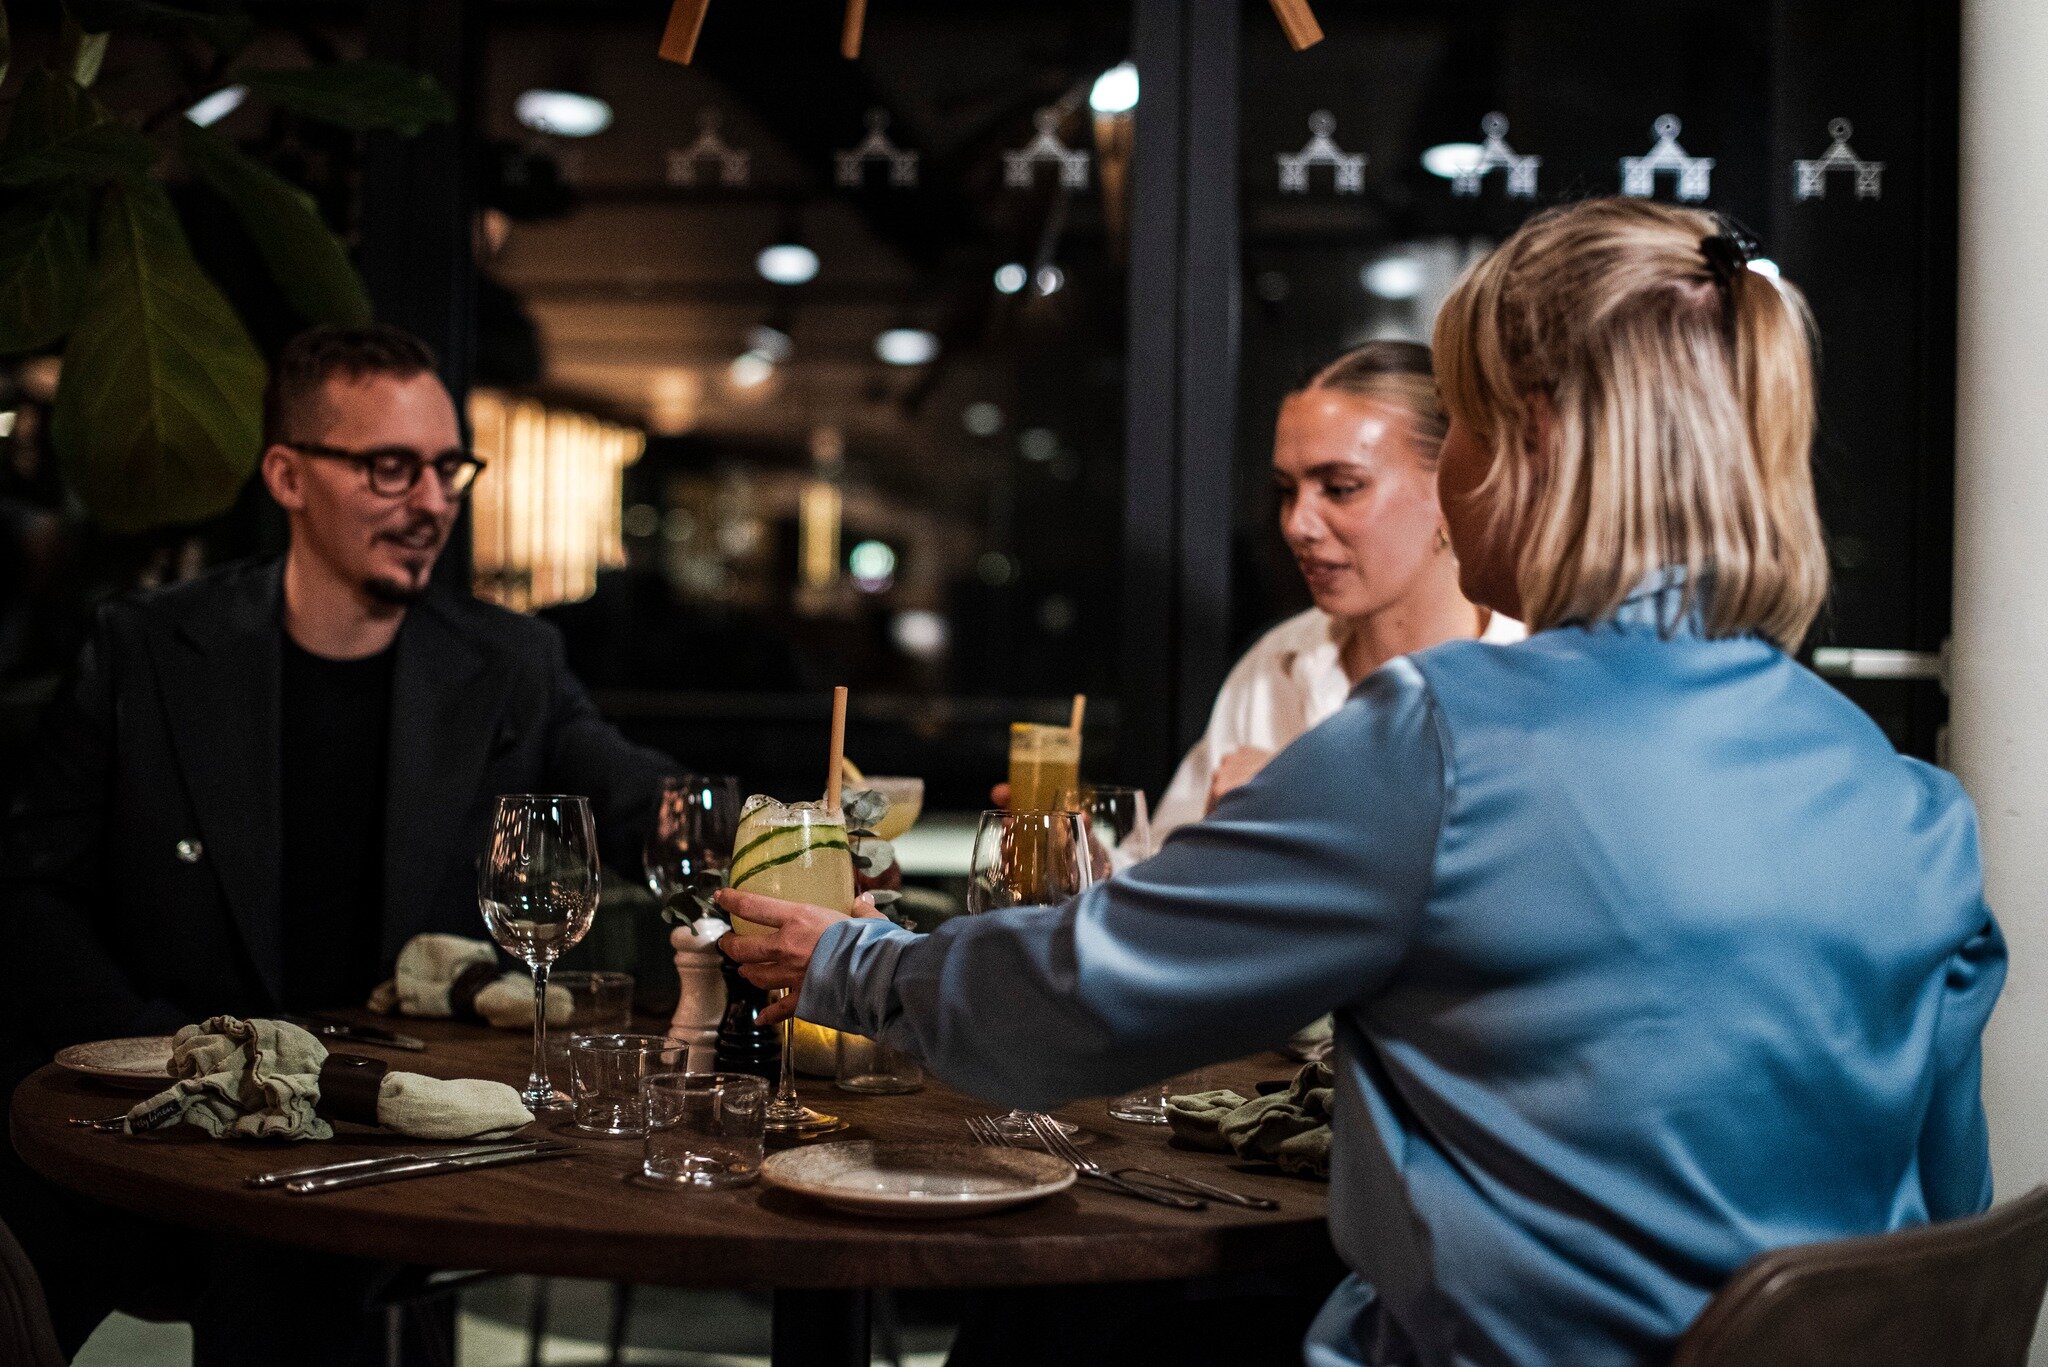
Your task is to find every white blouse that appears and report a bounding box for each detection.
[1151,606,1527,836]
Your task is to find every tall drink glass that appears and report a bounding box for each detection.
[479,795,600,1112]
[728,795,853,1137]
[1008,723,1080,812]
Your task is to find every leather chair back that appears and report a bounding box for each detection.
[0,1216,64,1367]
[1672,1186,2048,1367]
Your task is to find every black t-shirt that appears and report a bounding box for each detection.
[279,635,396,1010]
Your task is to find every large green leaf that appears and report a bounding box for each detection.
[0,195,90,353]
[179,122,369,325]
[240,61,454,135]
[53,182,266,533]
[59,12,108,87]
[0,122,155,186]
[63,0,251,53]
[0,68,106,157]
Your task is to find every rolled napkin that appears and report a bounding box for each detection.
[1165,1059,1334,1179]
[124,1016,532,1141]
[366,933,570,1029]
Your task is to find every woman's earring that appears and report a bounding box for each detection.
[1436,526,1451,552]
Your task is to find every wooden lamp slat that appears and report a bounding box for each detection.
[842,0,868,60]
[1268,0,1324,50]
[658,0,712,65]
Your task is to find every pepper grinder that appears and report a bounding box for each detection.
[713,950,779,1083]
[667,916,728,1071]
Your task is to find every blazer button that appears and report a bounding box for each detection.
[176,839,204,863]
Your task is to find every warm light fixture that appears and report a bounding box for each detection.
[1362,256,1425,301]
[993,262,1029,295]
[515,89,614,138]
[1089,62,1139,115]
[875,328,939,366]
[757,243,821,285]
[799,480,843,591]
[185,85,248,127]
[469,391,645,612]
[1421,142,1485,180]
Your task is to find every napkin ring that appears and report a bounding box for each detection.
[315,1053,389,1127]
[446,961,500,1023]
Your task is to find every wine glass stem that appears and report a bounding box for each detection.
[775,989,799,1110]
[528,960,553,1100]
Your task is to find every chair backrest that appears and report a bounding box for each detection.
[0,1216,65,1367]
[1671,1186,2048,1367]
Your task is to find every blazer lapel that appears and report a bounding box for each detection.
[382,595,507,961]
[152,562,286,1004]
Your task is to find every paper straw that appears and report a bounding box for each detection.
[826,686,849,813]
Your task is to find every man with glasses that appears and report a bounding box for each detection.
[0,324,677,1363]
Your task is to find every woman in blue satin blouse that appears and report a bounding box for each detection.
[721,199,2006,1367]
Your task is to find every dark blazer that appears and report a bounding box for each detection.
[0,558,676,1059]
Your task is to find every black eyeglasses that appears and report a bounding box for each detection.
[286,442,486,499]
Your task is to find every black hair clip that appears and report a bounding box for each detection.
[1699,218,1761,288]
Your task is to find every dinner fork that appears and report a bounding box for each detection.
[1027,1114,1280,1210]
[970,1114,1203,1210]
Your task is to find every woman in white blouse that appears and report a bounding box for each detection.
[1153,342,1523,836]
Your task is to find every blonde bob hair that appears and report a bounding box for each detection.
[1433,198,1827,649]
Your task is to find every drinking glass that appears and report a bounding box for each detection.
[729,795,855,1138]
[570,1033,685,1135]
[1007,723,1080,812]
[641,1072,768,1188]
[645,774,742,917]
[835,776,926,1094]
[1059,784,1156,880]
[966,808,1095,1135]
[480,794,600,1112]
[855,776,925,842]
[545,969,636,1078]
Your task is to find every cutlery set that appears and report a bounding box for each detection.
[968,1113,1278,1212]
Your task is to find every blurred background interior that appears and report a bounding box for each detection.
[0,0,1960,1361]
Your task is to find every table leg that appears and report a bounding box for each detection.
[772,1289,870,1367]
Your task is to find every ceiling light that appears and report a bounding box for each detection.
[892,609,948,659]
[1089,62,1140,116]
[728,351,776,389]
[1018,428,1059,462]
[757,243,821,286]
[1421,142,1484,180]
[746,324,794,363]
[1363,256,1425,301]
[185,85,248,128]
[875,328,939,366]
[514,89,614,138]
[1034,264,1066,296]
[962,401,1004,436]
[993,262,1029,295]
[850,539,897,592]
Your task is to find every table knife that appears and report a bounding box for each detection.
[282,1015,427,1051]
[285,1142,576,1194]
[248,1139,547,1189]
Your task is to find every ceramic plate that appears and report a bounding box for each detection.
[761,1141,1074,1218]
[54,1036,176,1089]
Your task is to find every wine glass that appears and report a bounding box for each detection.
[965,808,1095,1136]
[1059,784,1155,881]
[729,795,854,1138]
[645,774,742,917]
[480,794,600,1112]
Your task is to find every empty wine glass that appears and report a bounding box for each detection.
[480,794,600,1112]
[1059,784,1156,880]
[966,808,1095,1137]
[645,774,741,917]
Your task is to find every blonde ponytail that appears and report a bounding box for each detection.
[1433,199,1828,649]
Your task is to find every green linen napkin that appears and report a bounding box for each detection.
[123,1016,532,1141]
[1165,1060,1334,1179]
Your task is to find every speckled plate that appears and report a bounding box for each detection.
[761,1141,1074,1218]
[54,1036,176,1089]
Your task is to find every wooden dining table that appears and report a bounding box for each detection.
[10,1014,1334,1365]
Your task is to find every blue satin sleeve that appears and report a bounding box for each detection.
[799,659,1448,1111]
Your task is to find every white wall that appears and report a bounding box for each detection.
[1951,0,2048,1357]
